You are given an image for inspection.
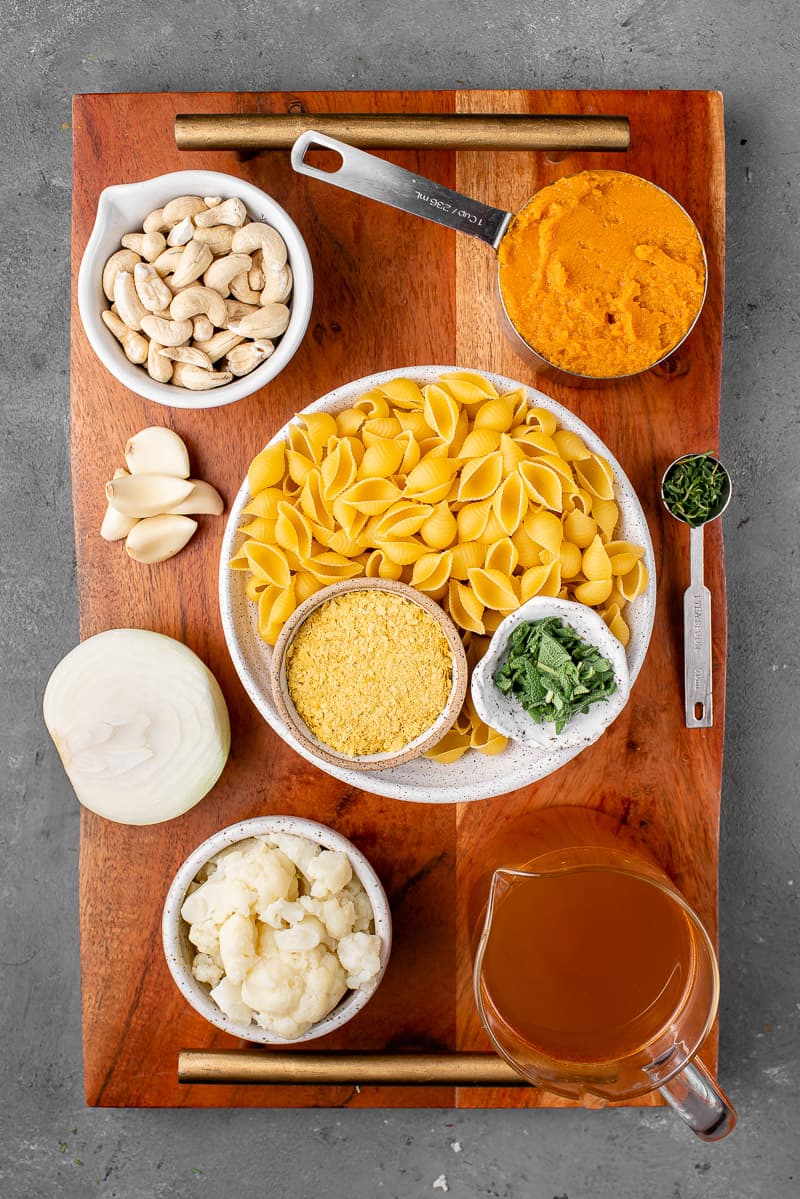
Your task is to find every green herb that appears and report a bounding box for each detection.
[662,452,728,527]
[58,1143,67,1154]
[494,617,617,734]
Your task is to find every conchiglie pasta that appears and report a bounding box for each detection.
[234,372,648,764]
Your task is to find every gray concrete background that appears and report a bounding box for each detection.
[2,1,798,1196]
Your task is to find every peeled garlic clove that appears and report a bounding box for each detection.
[125,514,198,563]
[106,472,194,518]
[125,427,190,478]
[101,468,139,541]
[165,479,224,516]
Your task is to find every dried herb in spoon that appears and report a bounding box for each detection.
[494,617,617,734]
[662,452,727,527]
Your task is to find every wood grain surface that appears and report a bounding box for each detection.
[69,88,726,1109]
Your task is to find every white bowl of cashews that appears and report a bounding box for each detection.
[77,170,314,409]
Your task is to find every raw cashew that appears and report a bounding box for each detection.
[121,231,167,262]
[146,338,173,383]
[193,225,235,256]
[194,197,247,228]
[152,246,185,277]
[125,514,198,564]
[203,195,223,208]
[229,273,262,305]
[248,249,266,292]
[170,240,214,290]
[113,271,149,330]
[166,215,195,247]
[101,469,139,541]
[192,314,214,341]
[203,253,253,296]
[106,473,194,518]
[143,207,170,234]
[260,263,293,305]
[193,330,244,363]
[162,195,206,226]
[164,479,225,516]
[224,299,259,325]
[170,362,233,390]
[229,303,290,340]
[102,309,149,364]
[133,262,173,313]
[140,314,193,347]
[102,248,141,302]
[224,339,275,377]
[125,427,190,478]
[158,345,214,370]
[170,285,227,327]
[231,221,288,268]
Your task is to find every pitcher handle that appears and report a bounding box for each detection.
[291,130,512,248]
[658,1056,737,1141]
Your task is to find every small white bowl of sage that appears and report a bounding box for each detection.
[471,597,631,751]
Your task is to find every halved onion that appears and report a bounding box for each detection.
[43,629,230,825]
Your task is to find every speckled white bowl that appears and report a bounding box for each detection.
[162,816,392,1044]
[219,366,657,803]
[78,170,313,409]
[471,597,631,749]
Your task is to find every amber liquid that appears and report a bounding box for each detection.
[480,866,695,1064]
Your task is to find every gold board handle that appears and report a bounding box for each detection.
[175,113,630,152]
[179,1050,527,1087]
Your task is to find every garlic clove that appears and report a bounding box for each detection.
[164,479,224,516]
[125,514,198,563]
[124,427,190,479]
[101,468,140,541]
[106,472,194,518]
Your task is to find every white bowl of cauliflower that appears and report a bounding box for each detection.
[162,816,391,1042]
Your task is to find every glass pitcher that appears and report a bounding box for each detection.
[472,807,736,1141]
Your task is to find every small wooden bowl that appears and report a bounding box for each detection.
[270,578,468,772]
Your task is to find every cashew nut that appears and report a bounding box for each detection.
[158,345,214,370]
[101,310,149,364]
[166,215,195,247]
[146,337,173,383]
[140,314,193,347]
[203,253,253,297]
[260,263,293,305]
[143,207,170,234]
[106,472,194,518]
[192,314,215,341]
[248,249,266,292]
[162,195,206,226]
[133,262,173,313]
[125,514,198,564]
[164,479,225,516]
[152,246,186,277]
[203,195,223,208]
[224,299,259,326]
[224,339,275,377]
[170,285,227,327]
[231,221,288,268]
[102,248,141,301]
[229,272,262,306]
[101,468,139,541]
[170,362,233,390]
[194,197,247,228]
[121,231,167,262]
[193,330,244,363]
[113,271,149,330]
[229,303,290,340]
[124,427,190,477]
[170,240,214,290]
[192,225,235,256]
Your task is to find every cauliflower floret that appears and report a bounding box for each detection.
[267,832,320,878]
[214,842,298,913]
[341,876,375,932]
[246,943,348,1038]
[299,894,357,941]
[218,912,257,984]
[191,952,224,988]
[273,915,327,953]
[210,976,252,1024]
[337,931,382,989]
[261,898,307,929]
[181,878,255,927]
[306,850,352,898]
[187,916,222,956]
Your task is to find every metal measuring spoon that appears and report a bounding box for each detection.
[661,454,732,728]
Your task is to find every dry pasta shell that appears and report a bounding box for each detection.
[245,541,291,589]
[473,396,516,433]
[524,406,558,437]
[242,487,283,519]
[524,509,564,556]
[327,529,367,558]
[320,439,358,500]
[492,472,527,535]
[357,438,406,480]
[559,540,583,578]
[575,456,616,500]
[468,567,520,612]
[511,523,543,568]
[247,444,285,494]
[410,550,453,593]
[420,501,457,550]
[288,422,320,464]
[423,726,471,764]
[299,470,335,531]
[339,478,402,515]
[481,607,507,633]
[396,430,422,474]
[553,429,592,461]
[335,407,366,438]
[499,432,526,473]
[573,578,613,606]
[447,580,485,634]
[354,392,391,418]
[287,449,316,488]
[604,607,631,646]
[457,499,492,543]
[440,370,499,398]
[332,497,368,540]
[617,559,649,603]
[361,417,403,443]
[582,535,613,581]
[459,428,501,459]
[593,498,620,541]
[370,501,432,541]
[245,575,268,603]
[563,509,598,549]
[300,411,338,453]
[484,537,519,578]
[476,512,509,545]
[378,377,424,409]
[511,429,560,457]
[423,384,461,443]
[470,715,508,756]
[294,571,322,604]
[519,563,554,602]
[518,461,563,511]
[374,537,430,566]
[536,561,563,598]
[275,502,313,558]
[458,452,504,502]
[364,549,403,581]
[258,580,297,645]
[450,540,486,580]
[238,516,277,543]
[303,552,364,582]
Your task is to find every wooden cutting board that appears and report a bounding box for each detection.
[70,88,726,1108]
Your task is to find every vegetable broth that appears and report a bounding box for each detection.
[480,866,695,1064]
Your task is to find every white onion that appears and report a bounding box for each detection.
[43,629,230,825]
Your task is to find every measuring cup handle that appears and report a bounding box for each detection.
[684,523,713,728]
[291,130,512,248]
[658,1057,737,1141]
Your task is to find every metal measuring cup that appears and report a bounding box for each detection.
[290,130,708,385]
[661,454,732,728]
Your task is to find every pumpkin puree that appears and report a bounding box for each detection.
[497,170,706,377]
